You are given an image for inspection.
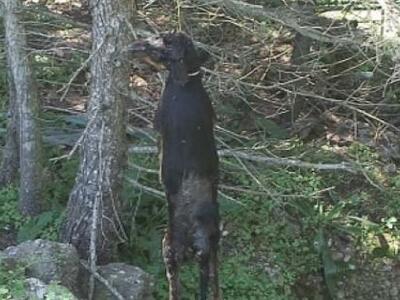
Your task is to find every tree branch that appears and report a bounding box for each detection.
[128,146,358,173]
[81,261,125,300]
[194,0,361,47]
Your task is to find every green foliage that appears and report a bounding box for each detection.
[44,150,79,206]
[120,155,166,265]
[45,282,76,300]
[17,211,64,243]
[0,263,75,300]
[33,52,87,85]
[150,255,288,300]
[220,257,287,300]
[1,2,399,298]
[0,259,26,300]
[122,153,322,298]
[12,147,78,243]
[0,186,23,230]
[119,136,400,299]
[255,119,289,139]
[347,142,379,163]
[0,138,77,250]
[314,229,347,298]
[0,185,63,243]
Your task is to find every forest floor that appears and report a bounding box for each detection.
[1,1,400,299]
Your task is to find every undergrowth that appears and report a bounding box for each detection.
[1,61,399,298]
[0,146,78,244]
[119,139,400,299]
[0,259,26,300]
[1,138,396,298]
[0,3,400,298]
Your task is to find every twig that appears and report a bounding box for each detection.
[126,177,165,198]
[194,0,365,48]
[23,5,91,29]
[358,166,384,191]
[81,261,125,300]
[219,184,335,199]
[219,149,358,173]
[49,110,98,162]
[278,86,400,133]
[218,136,278,202]
[57,37,105,102]
[218,190,246,206]
[43,105,83,115]
[128,146,358,173]
[128,146,158,154]
[129,162,159,174]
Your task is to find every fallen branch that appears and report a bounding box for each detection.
[194,0,362,48]
[81,261,125,300]
[128,146,358,173]
[220,149,357,173]
[43,105,83,115]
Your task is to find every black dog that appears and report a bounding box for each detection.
[129,32,220,300]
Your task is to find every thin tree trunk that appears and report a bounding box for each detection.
[0,56,19,187]
[3,0,43,216]
[61,0,133,263]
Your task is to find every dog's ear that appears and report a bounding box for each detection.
[170,59,189,86]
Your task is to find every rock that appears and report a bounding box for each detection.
[25,278,47,300]
[334,258,400,300]
[80,262,153,300]
[24,277,77,300]
[3,239,80,294]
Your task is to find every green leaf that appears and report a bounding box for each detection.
[17,211,58,243]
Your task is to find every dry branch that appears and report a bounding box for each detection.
[126,177,164,198]
[22,4,90,29]
[81,261,125,300]
[57,37,105,102]
[193,0,362,47]
[128,146,358,173]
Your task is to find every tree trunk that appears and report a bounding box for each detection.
[61,0,133,262]
[3,0,43,216]
[0,56,19,187]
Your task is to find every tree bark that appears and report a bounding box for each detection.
[0,55,19,187]
[3,0,43,216]
[61,0,133,263]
